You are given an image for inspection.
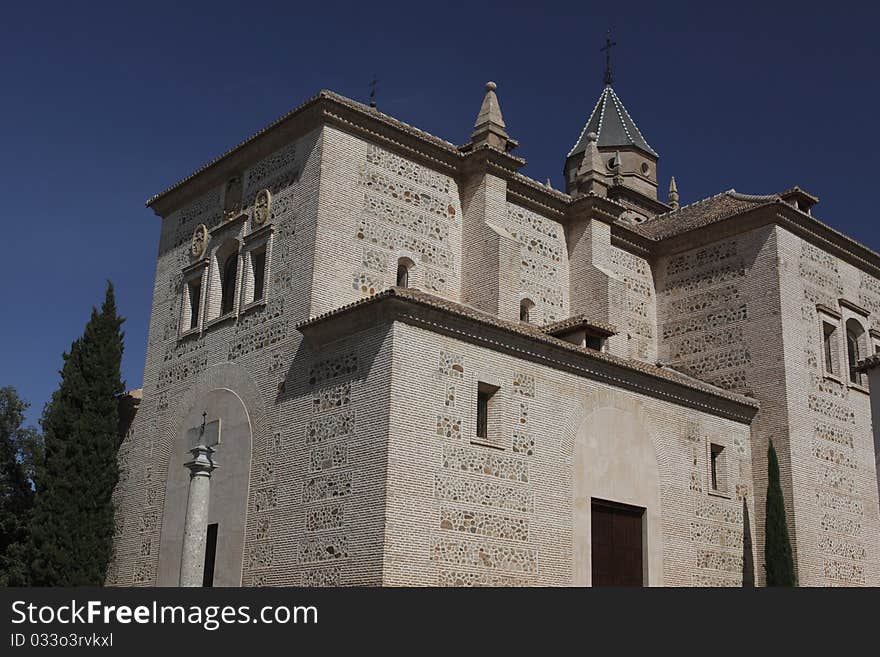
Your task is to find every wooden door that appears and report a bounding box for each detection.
[591,499,644,586]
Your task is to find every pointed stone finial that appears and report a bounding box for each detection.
[668,176,679,209]
[470,81,511,150]
[612,150,624,186]
[545,177,553,189]
[574,130,609,196]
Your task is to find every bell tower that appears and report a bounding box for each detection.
[564,34,667,220]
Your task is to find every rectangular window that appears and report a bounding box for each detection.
[202,523,218,587]
[251,248,266,302]
[710,443,725,493]
[188,279,201,330]
[822,321,837,375]
[475,382,499,440]
[477,391,490,439]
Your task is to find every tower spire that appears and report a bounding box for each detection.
[601,30,617,86]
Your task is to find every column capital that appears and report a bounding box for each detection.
[184,443,218,478]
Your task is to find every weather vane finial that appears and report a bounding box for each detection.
[601,30,617,86]
[369,74,379,108]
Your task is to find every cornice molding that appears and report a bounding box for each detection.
[145,89,880,281]
[296,288,759,422]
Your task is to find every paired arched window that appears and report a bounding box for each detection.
[221,252,238,316]
[520,298,535,323]
[846,318,865,385]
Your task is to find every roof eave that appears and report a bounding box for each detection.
[296,288,759,422]
[145,90,466,217]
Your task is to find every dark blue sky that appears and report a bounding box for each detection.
[2,0,878,425]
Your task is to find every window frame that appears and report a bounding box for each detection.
[817,307,842,382]
[220,251,239,317]
[706,440,731,499]
[240,224,274,313]
[395,256,415,289]
[473,380,502,447]
[519,298,535,324]
[843,315,868,390]
[179,259,208,338]
[204,239,241,327]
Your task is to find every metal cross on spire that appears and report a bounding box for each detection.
[369,75,379,108]
[601,31,617,86]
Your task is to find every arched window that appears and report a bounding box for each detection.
[846,318,865,384]
[221,252,238,316]
[396,257,414,288]
[520,298,535,323]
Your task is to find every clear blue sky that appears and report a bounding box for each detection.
[2,0,878,425]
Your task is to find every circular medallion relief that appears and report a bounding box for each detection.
[191,224,209,259]
[253,189,272,225]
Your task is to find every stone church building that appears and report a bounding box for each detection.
[107,69,880,586]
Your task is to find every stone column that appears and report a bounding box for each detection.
[179,443,218,587]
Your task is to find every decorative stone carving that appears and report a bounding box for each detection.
[224,176,243,218]
[253,189,272,225]
[190,224,208,259]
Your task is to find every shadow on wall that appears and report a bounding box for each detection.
[742,496,755,587]
[275,320,391,406]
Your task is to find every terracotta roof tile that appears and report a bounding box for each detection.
[633,190,776,240]
[297,287,759,412]
[541,314,617,337]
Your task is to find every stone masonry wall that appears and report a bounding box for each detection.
[311,127,462,316]
[657,227,799,585]
[775,228,880,586]
[382,321,755,586]
[496,202,569,325]
[658,225,880,586]
[606,245,656,362]
[109,128,325,585]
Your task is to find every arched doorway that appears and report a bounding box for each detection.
[572,401,663,586]
[157,388,252,586]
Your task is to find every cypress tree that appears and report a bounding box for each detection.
[0,387,41,585]
[29,282,125,586]
[764,439,796,586]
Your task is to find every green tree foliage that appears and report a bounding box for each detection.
[0,387,42,585]
[28,282,125,586]
[764,439,796,586]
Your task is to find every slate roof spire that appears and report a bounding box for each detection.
[567,84,658,159]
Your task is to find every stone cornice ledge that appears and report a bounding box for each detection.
[297,288,759,423]
[648,202,880,279]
